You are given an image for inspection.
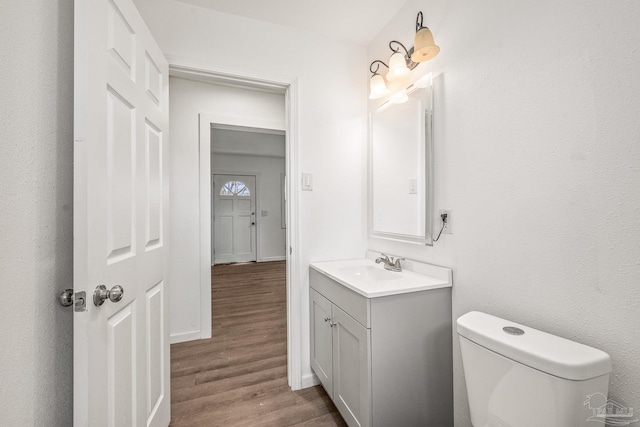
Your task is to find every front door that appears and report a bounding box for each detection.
[213,174,257,264]
[74,0,170,425]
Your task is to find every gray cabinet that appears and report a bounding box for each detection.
[310,290,333,394]
[309,268,453,427]
[311,289,371,426]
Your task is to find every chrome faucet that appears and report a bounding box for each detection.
[375,253,404,272]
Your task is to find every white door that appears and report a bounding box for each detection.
[74,0,170,425]
[213,175,257,264]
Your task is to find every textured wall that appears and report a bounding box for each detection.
[368,1,640,425]
[0,0,74,425]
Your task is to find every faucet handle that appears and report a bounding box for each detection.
[394,257,405,267]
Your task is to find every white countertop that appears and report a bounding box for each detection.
[309,257,452,298]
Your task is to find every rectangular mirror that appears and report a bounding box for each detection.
[369,74,434,245]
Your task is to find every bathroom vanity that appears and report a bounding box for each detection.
[309,254,453,427]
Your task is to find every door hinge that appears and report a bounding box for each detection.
[58,289,87,312]
[289,246,292,255]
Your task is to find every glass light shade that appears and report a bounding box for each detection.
[390,89,408,104]
[369,74,389,99]
[386,51,410,81]
[411,27,440,62]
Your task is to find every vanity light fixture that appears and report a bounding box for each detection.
[368,11,440,100]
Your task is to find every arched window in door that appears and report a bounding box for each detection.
[220,180,250,196]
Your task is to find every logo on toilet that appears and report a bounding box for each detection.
[584,393,638,426]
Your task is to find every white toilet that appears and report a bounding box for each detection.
[457,311,612,427]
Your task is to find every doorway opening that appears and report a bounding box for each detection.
[169,63,303,390]
[211,125,286,266]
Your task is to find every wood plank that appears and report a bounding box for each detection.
[170,261,346,426]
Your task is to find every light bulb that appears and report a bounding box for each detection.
[369,74,389,99]
[386,51,410,82]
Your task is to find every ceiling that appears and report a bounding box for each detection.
[174,0,409,45]
[212,127,285,158]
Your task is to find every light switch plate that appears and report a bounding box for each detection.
[408,179,417,194]
[302,172,313,191]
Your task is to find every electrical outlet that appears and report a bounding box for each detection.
[439,209,452,234]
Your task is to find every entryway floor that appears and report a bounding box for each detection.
[169,261,346,426]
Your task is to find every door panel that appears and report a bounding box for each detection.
[236,214,253,255]
[74,0,170,425]
[106,86,135,261]
[145,120,163,249]
[146,281,165,421]
[310,290,333,397]
[333,306,371,427]
[108,304,136,426]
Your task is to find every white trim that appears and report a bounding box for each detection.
[301,372,321,389]
[198,113,213,340]
[285,78,302,390]
[170,330,203,345]
[170,59,303,390]
[259,256,287,262]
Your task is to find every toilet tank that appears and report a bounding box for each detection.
[457,311,612,427]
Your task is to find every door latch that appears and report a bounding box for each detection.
[58,289,87,312]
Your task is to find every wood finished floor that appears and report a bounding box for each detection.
[170,261,347,426]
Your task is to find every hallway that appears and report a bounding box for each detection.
[169,261,346,426]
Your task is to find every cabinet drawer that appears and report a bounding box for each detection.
[309,268,370,328]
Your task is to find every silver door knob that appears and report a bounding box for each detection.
[58,289,74,307]
[93,284,124,306]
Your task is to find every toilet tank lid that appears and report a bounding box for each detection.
[457,311,612,381]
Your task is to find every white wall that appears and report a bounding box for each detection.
[135,1,368,379]
[368,1,640,425]
[212,152,286,261]
[169,76,287,341]
[0,0,73,424]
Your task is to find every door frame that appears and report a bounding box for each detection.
[168,59,303,390]
[211,172,259,265]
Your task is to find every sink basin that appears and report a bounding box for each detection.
[339,265,399,281]
[310,257,452,298]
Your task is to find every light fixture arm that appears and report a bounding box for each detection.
[416,11,426,32]
[369,60,389,76]
[389,40,410,56]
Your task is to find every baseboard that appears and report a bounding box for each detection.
[258,256,286,262]
[301,372,320,389]
[170,330,202,344]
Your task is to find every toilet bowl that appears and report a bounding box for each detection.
[457,311,612,427]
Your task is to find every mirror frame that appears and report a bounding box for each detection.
[368,74,434,245]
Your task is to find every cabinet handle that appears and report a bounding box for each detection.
[329,321,336,327]
[324,317,330,322]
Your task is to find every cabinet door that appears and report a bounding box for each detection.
[333,305,371,427]
[310,289,334,397]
